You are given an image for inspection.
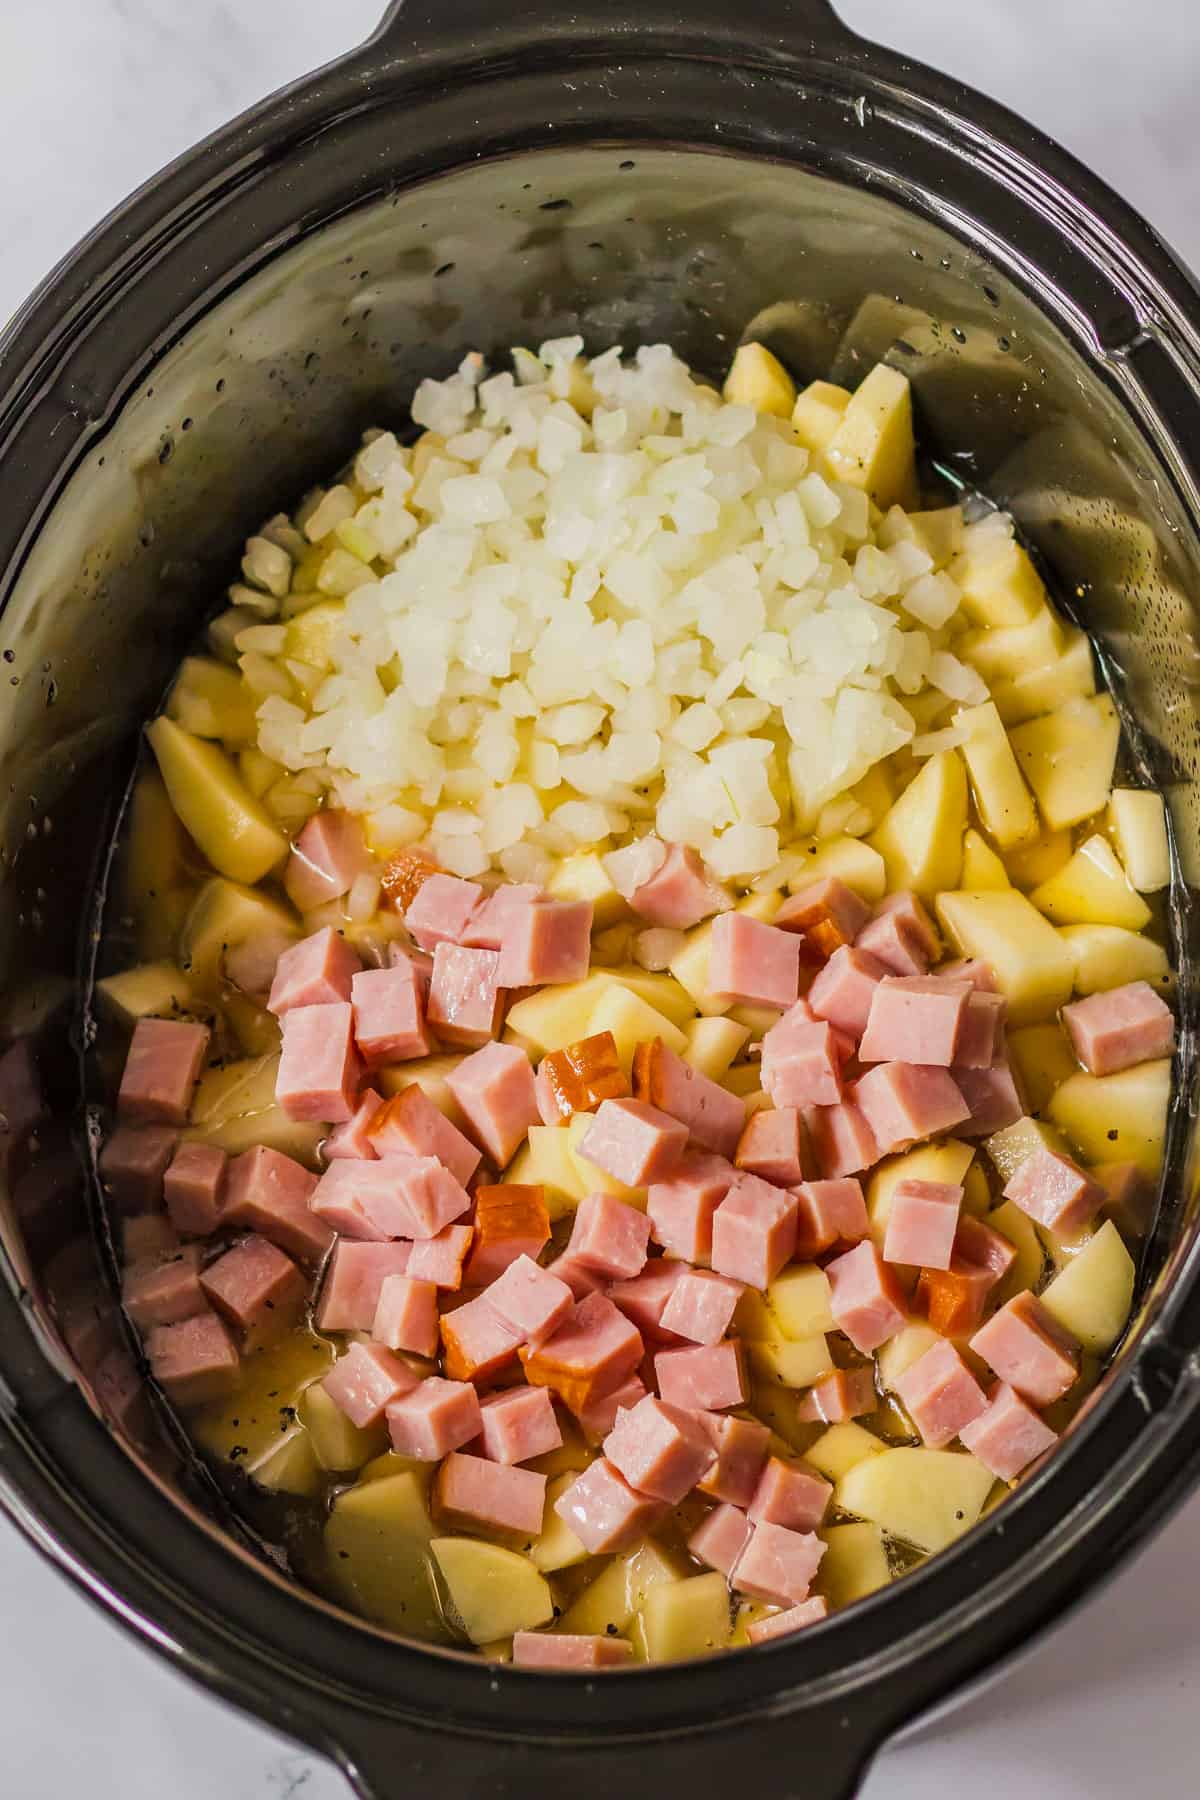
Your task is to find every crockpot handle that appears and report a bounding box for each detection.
[370,0,849,56]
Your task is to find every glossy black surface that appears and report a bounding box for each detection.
[2,1,1200,1795]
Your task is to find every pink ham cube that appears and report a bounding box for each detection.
[425,944,503,1051]
[646,1153,735,1263]
[223,1145,332,1264]
[607,1261,690,1341]
[826,1241,907,1353]
[577,1098,688,1188]
[146,1312,239,1408]
[199,1235,307,1349]
[478,1385,562,1465]
[710,1173,798,1289]
[735,1107,809,1186]
[1061,980,1174,1077]
[554,1457,667,1554]
[630,843,730,930]
[163,1141,227,1236]
[859,976,970,1067]
[545,1252,605,1301]
[604,1394,717,1503]
[322,1340,420,1428]
[807,945,889,1039]
[494,899,593,986]
[856,891,939,976]
[959,1381,1058,1480]
[1003,1144,1104,1238]
[659,1269,743,1346]
[804,1102,879,1179]
[122,1213,180,1265]
[324,1088,384,1161]
[953,1062,1024,1137]
[733,1519,824,1606]
[440,1296,524,1384]
[655,1340,746,1411]
[747,1598,829,1642]
[760,1015,843,1110]
[633,1038,746,1159]
[368,1084,481,1188]
[522,1292,645,1410]
[775,877,871,952]
[970,1292,1080,1406]
[446,1042,540,1168]
[284,809,370,911]
[689,1502,754,1577]
[310,1158,416,1238]
[853,1062,970,1157]
[435,1452,546,1537]
[512,1632,634,1670]
[461,883,544,950]
[793,1178,870,1258]
[747,1458,832,1532]
[351,964,429,1065]
[486,1254,574,1343]
[406,1222,474,1289]
[386,1376,482,1459]
[697,1413,770,1507]
[574,1375,649,1445]
[316,1240,412,1330]
[795,1366,878,1424]
[373,1273,440,1358]
[117,1018,210,1125]
[894,1339,988,1448]
[121,1245,207,1331]
[709,913,802,1010]
[403,873,483,950]
[566,1193,652,1281]
[100,1124,179,1214]
[883,1178,964,1270]
[268,927,361,1016]
[276,1001,361,1122]
[389,1158,473,1238]
[953,991,1007,1069]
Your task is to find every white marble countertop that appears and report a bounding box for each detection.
[4,1,1200,1795]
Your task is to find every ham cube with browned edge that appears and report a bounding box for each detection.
[521,1292,645,1414]
[1061,980,1174,1077]
[604,1394,717,1503]
[486,1254,574,1344]
[316,1240,413,1331]
[200,1234,308,1350]
[117,1017,210,1126]
[775,877,870,961]
[655,1340,747,1412]
[323,1340,420,1428]
[970,1291,1080,1406]
[223,1144,332,1264]
[733,1519,825,1607]
[826,1241,908,1353]
[577,1097,689,1188]
[512,1632,635,1670]
[554,1457,668,1554]
[276,1001,361,1123]
[404,873,484,950]
[858,976,971,1068]
[379,845,440,916]
[689,1502,754,1576]
[463,1184,550,1285]
[748,1458,833,1533]
[478,1385,562,1465]
[494,898,593,986]
[351,963,430,1064]
[447,1042,541,1168]
[100,1124,179,1215]
[917,1215,1017,1337]
[368,1084,481,1188]
[268,927,362,1016]
[440,1295,524,1383]
[698,1413,771,1507]
[146,1312,239,1408]
[160,1143,228,1239]
[793,1177,870,1259]
[710,1173,798,1289]
[894,1339,988,1449]
[324,1088,385,1161]
[708,913,803,1010]
[633,1036,746,1159]
[373,1273,440,1359]
[1003,1143,1106,1238]
[883,1178,964,1271]
[435,1452,547,1536]
[747,1598,829,1642]
[646,1152,736,1263]
[284,809,370,911]
[122,1245,207,1331]
[386,1376,482,1459]
[735,1107,810,1186]
[535,1030,628,1125]
[565,1192,651,1281]
[659,1269,743,1346]
[960,1381,1058,1480]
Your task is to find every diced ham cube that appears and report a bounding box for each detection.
[461,884,543,950]
[447,1042,540,1168]
[576,1097,688,1187]
[604,1394,717,1502]
[807,945,889,1039]
[859,976,970,1068]
[440,1295,524,1382]
[689,1502,754,1577]
[970,1292,1080,1406]
[351,964,429,1064]
[389,944,434,1000]
[284,809,370,911]
[804,1103,879,1179]
[646,1153,736,1263]
[463,1184,550,1284]
[425,944,503,1050]
[486,1254,574,1343]
[406,1222,474,1290]
[953,1062,1024,1136]
[122,1214,180,1264]
[146,1312,239,1408]
[747,1597,829,1642]
[857,891,940,975]
[1003,1144,1105,1237]
[117,1017,210,1125]
[795,1366,877,1424]
[917,1214,1017,1336]
[826,1241,908,1353]
[373,1273,440,1358]
[697,1413,771,1506]
[268,927,362,1016]
[710,1174,798,1289]
[478,1385,563,1465]
[545,1252,605,1301]
[954,991,1007,1069]
[100,1124,179,1215]
[435,1452,547,1536]
[659,1269,743,1345]
[939,958,999,992]
[368,1083,481,1188]
[316,1240,412,1330]
[324,1087,385,1161]
[389,1158,474,1239]
[566,1193,652,1281]
[775,877,871,959]
[535,1031,628,1125]
[200,1235,307,1349]
[633,1037,746,1159]
[122,1245,206,1331]
[386,1376,482,1459]
[894,1339,988,1448]
[512,1632,635,1669]
[607,1261,690,1341]
[655,1340,746,1411]
[1061,980,1174,1077]
[708,913,802,1010]
[793,1177,870,1258]
[747,1457,832,1532]
[574,1375,650,1444]
[322,1340,420,1428]
[404,873,483,950]
[310,1158,413,1238]
[735,1107,810,1186]
[959,1381,1058,1480]
[554,1457,667,1554]
[521,1292,645,1413]
[853,1063,970,1157]
[630,843,730,930]
[733,1519,824,1606]
[883,1178,964,1270]
[223,1145,331,1264]
[495,899,593,986]
[276,1001,361,1123]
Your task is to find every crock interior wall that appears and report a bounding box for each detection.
[1,143,1196,1565]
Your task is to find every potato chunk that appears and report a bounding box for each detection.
[328,1475,441,1638]
[1039,1220,1136,1353]
[821,364,918,509]
[640,1571,733,1661]
[1009,695,1120,831]
[1048,1059,1170,1176]
[723,343,797,418]
[147,715,289,885]
[1031,835,1151,931]
[819,1522,891,1606]
[957,702,1038,850]
[1108,789,1170,892]
[935,889,1075,1025]
[836,1448,994,1554]
[869,750,967,898]
[431,1538,554,1644]
[792,379,851,454]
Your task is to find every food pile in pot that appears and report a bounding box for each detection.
[94,337,1174,1666]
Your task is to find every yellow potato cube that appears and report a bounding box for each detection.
[951,529,1047,627]
[958,608,1067,684]
[961,1161,992,1217]
[984,1115,1070,1184]
[988,1200,1047,1306]
[528,1474,591,1573]
[1009,695,1120,831]
[167,655,259,747]
[1007,1022,1078,1112]
[786,836,888,903]
[819,1522,892,1606]
[960,829,1011,891]
[791,379,852,453]
[683,1016,750,1081]
[561,1540,686,1636]
[869,749,967,899]
[990,630,1096,727]
[378,1053,468,1126]
[504,973,614,1053]
[640,1571,733,1661]
[94,961,195,1027]
[1048,1059,1170,1176]
[1039,1220,1135,1353]
[185,1053,323,1162]
[1108,788,1170,893]
[604,968,697,1029]
[723,343,797,417]
[1058,923,1170,997]
[836,1447,994,1553]
[283,598,345,669]
[301,1383,387,1473]
[748,1334,834,1389]
[767,1265,835,1339]
[1031,834,1151,931]
[327,1474,442,1638]
[180,875,297,990]
[507,1125,585,1222]
[936,889,1075,1025]
[806,1422,887,1483]
[880,504,964,570]
[547,850,629,926]
[432,1538,554,1645]
[957,702,1038,849]
[147,715,289,885]
[245,1427,323,1497]
[821,364,918,509]
[876,1324,942,1393]
[238,746,284,800]
[586,985,688,1072]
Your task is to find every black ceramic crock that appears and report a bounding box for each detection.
[2,2,1200,1794]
